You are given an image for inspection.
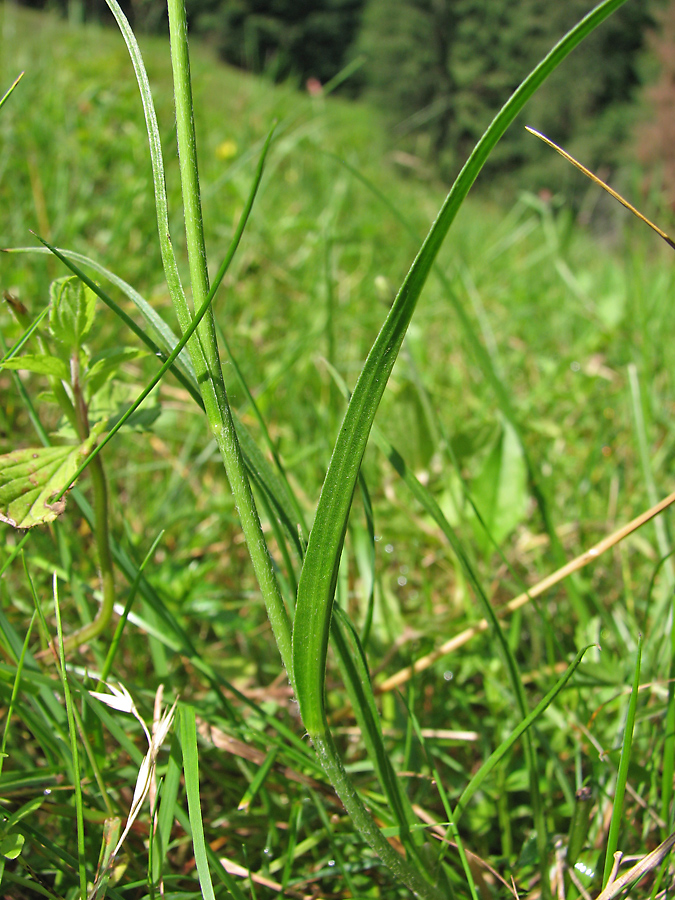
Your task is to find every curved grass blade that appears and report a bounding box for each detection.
[102,0,193,342]
[292,3,628,892]
[453,645,592,824]
[327,152,585,620]
[294,0,629,725]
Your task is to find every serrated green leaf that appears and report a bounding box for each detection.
[49,276,97,348]
[86,346,148,397]
[0,353,69,379]
[0,432,101,528]
[0,832,24,860]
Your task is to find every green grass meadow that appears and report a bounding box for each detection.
[1,2,675,898]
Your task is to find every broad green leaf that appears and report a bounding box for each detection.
[49,276,97,348]
[0,832,24,860]
[0,354,69,379]
[0,431,101,528]
[471,417,528,551]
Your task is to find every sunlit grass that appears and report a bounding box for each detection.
[1,1,675,897]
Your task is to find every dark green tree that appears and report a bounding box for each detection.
[357,0,657,183]
[191,0,366,84]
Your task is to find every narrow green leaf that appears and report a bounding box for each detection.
[178,705,216,900]
[293,0,630,737]
[453,646,592,823]
[152,734,181,883]
[237,746,278,813]
[602,635,642,887]
[102,0,189,328]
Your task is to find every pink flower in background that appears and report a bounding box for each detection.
[306,77,323,96]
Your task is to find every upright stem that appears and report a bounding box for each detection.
[166,0,293,681]
[60,356,116,653]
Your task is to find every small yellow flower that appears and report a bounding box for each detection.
[215,139,238,161]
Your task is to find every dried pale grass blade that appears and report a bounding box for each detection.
[378,488,675,694]
[218,856,315,900]
[89,685,135,715]
[89,684,177,864]
[90,682,151,742]
[412,804,517,897]
[595,831,675,900]
[525,126,675,251]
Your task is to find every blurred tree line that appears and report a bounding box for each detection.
[18,0,673,191]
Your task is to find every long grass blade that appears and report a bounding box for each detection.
[292,2,630,893]
[178,705,216,900]
[453,645,592,824]
[102,0,190,333]
[151,733,181,884]
[602,634,642,887]
[328,152,586,620]
[0,611,36,779]
[53,575,88,899]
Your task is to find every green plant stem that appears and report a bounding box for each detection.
[602,634,642,887]
[53,576,88,899]
[311,732,444,900]
[166,0,292,680]
[58,353,115,654]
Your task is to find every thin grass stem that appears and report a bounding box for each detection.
[52,575,88,898]
[602,635,642,887]
[0,611,36,778]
